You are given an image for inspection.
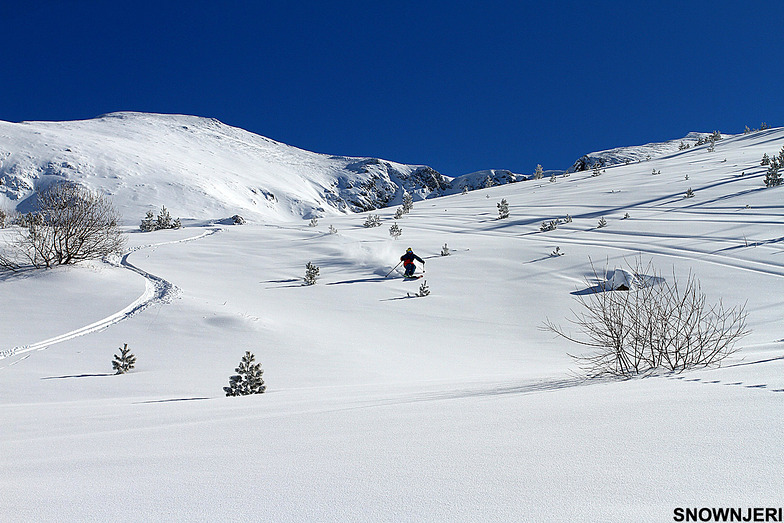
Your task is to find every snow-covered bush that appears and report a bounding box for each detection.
[224,351,266,396]
[551,246,564,257]
[543,259,748,378]
[232,214,246,225]
[389,222,402,239]
[549,173,556,183]
[497,198,510,219]
[309,218,318,227]
[540,220,558,232]
[562,214,572,224]
[328,225,338,234]
[684,188,695,198]
[112,344,136,375]
[0,182,125,271]
[363,214,381,228]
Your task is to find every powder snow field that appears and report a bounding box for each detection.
[2,125,784,521]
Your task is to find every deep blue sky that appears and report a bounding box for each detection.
[1,1,781,176]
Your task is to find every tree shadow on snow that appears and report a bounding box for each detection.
[41,373,114,380]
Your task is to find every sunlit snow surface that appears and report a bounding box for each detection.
[1,123,783,521]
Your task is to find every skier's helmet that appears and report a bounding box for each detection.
[406,247,413,253]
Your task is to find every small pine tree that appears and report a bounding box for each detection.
[417,280,430,297]
[563,214,572,223]
[140,210,156,232]
[0,209,6,228]
[461,186,469,195]
[112,343,136,375]
[597,217,608,228]
[303,262,319,285]
[309,217,318,227]
[156,206,173,230]
[592,163,602,177]
[623,212,631,219]
[389,222,402,239]
[232,215,246,225]
[685,188,695,198]
[497,198,510,219]
[402,193,414,213]
[549,173,556,183]
[328,225,338,234]
[551,246,564,257]
[534,164,544,179]
[761,153,770,166]
[764,159,781,188]
[224,351,266,396]
[440,243,450,256]
[540,220,558,232]
[363,214,381,228]
[394,207,404,219]
[484,175,495,188]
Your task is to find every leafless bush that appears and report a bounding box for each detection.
[542,258,748,378]
[0,182,125,270]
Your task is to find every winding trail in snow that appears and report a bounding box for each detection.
[0,227,221,363]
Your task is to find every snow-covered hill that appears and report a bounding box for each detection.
[0,112,451,224]
[567,131,728,172]
[2,123,784,522]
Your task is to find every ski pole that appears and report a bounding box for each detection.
[385,261,402,278]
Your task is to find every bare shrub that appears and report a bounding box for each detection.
[0,182,125,270]
[543,258,748,378]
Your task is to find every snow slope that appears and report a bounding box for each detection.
[0,112,450,224]
[1,126,784,521]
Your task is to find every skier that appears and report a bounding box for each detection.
[400,247,425,278]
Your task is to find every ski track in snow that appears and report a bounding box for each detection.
[0,227,221,364]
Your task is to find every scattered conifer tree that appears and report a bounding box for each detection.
[417,280,430,297]
[563,214,573,223]
[389,222,402,239]
[764,159,781,187]
[497,198,510,219]
[232,215,246,225]
[440,243,450,256]
[402,192,414,213]
[112,344,136,375]
[328,225,338,234]
[394,207,404,219]
[309,217,318,227]
[597,217,608,228]
[484,175,495,188]
[363,214,381,228]
[140,210,156,232]
[534,164,544,179]
[540,220,558,232]
[685,188,695,198]
[551,246,564,257]
[224,351,265,396]
[461,186,469,195]
[303,262,319,285]
[592,164,602,177]
[549,173,556,183]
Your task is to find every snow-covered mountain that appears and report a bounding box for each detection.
[0,112,451,224]
[3,122,784,521]
[567,131,727,172]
